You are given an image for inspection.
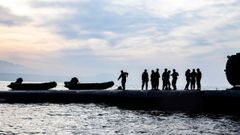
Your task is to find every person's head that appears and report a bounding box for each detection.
[164,68,167,72]
[16,77,23,83]
[192,69,195,72]
[156,68,159,72]
[152,70,154,73]
[173,69,176,72]
[121,70,123,73]
[187,69,190,72]
[144,69,147,72]
[71,77,79,83]
[197,68,200,72]
[168,70,171,73]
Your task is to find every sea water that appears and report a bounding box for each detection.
[0,81,239,134]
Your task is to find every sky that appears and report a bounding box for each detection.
[0,0,239,89]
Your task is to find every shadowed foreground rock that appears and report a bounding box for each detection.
[0,90,240,115]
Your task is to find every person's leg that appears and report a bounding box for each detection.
[172,80,174,90]
[199,80,201,90]
[168,81,171,90]
[154,81,157,90]
[193,81,195,90]
[190,82,193,90]
[152,81,155,90]
[187,81,190,90]
[146,81,148,90]
[185,80,188,90]
[122,82,125,90]
[175,80,177,90]
[172,79,176,90]
[162,81,165,90]
[151,81,154,90]
[197,80,201,90]
[162,80,166,90]
[196,81,199,90]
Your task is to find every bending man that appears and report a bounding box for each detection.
[118,70,129,90]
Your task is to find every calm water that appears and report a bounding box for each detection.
[0,81,239,134]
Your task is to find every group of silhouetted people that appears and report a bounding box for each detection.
[142,69,160,90]
[162,68,179,90]
[184,68,202,90]
[118,68,202,91]
[141,68,180,90]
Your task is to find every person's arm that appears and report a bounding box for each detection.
[118,74,122,80]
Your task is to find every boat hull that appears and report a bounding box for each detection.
[64,81,114,90]
[7,82,57,90]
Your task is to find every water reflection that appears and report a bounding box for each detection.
[0,103,240,134]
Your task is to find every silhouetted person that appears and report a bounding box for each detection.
[171,69,179,90]
[118,70,128,90]
[184,69,191,90]
[70,77,79,84]
[166,70,171,90]
[162,68,168,90]
[190,69,197,90]
[155,68,160,90]
[196,68,202,90]
[150,70,156,90]
[142,69,149,90]
[15,78,23,83]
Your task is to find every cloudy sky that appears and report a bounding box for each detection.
[0,0,239,88]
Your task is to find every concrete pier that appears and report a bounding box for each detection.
[0,90,240,115]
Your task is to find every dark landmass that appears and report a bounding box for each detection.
[0,60,30,73]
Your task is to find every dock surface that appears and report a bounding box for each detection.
[0,90,240,115]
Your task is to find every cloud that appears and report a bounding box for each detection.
[0,6,29,25]
[108,0,237,17]
[0,0,239,87]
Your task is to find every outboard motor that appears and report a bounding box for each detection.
[225,53,240,89]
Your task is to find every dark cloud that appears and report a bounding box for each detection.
[0,6,29,26]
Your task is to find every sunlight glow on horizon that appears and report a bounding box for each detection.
[0,0,239,87]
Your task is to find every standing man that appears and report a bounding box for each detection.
[118,70,129,90]
[155,68,160,90]
[142,69,149,90]
[162,68,168,90]
[150,70,156,90]
[184,69,191,90]
[171,69,179,90]
[166,70,171,90]
[196,68,202,90]
[190,69,197,90]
